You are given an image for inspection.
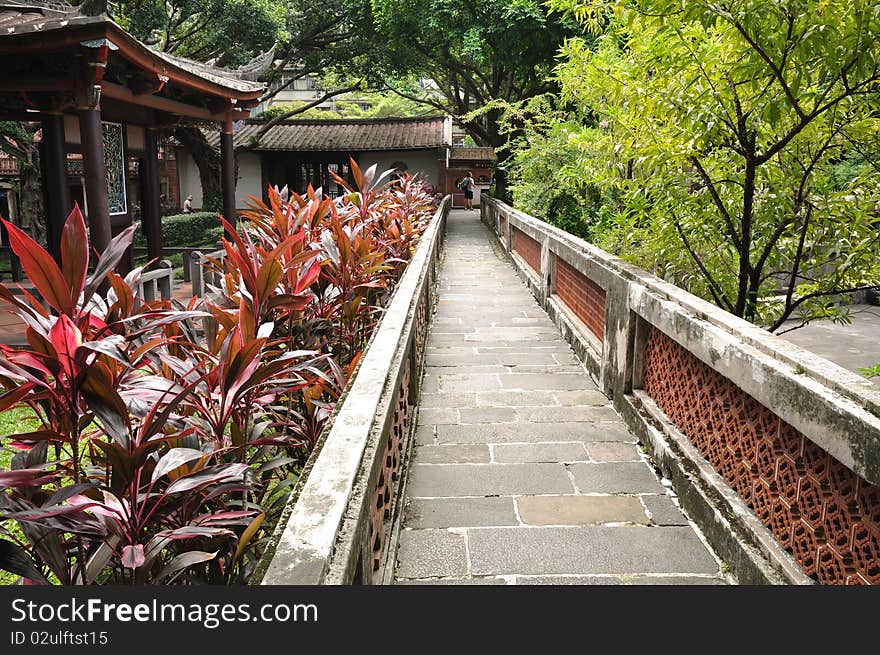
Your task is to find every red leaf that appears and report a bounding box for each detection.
[0,468,57,488]
[1,219,73,315]
[60,204,89,305]
[121,544,145,569]
[82,225,136,301]
[293,258,322,295]
[48,314,82,380]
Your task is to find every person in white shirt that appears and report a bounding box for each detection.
[462,171,476,210]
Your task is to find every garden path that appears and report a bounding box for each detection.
[392,209,730,585]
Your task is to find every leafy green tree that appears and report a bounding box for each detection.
[109,0,369,207]
[0,123,43,244]
[349,0,581,200]
[545,0,880,330]
[113,0,287,67]
[499,96,604,240]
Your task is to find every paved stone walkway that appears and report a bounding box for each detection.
[781,304,879,386]
[393,210,729,585]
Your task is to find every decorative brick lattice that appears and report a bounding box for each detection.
[512,227,541,275]
[369,357,411,577]
[643,325,880,584]
[555,258,606,341]
[368,276,433,579]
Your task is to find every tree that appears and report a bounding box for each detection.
[544,0,880,330]
[0,123,44,245]
[112,0,370,208]
[347,0,581,200]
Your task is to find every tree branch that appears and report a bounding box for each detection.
[245,84,363,149]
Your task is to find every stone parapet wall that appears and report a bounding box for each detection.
[255,196,450,585]
[482,196,880,585]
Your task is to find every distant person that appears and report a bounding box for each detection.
[182,195,193,213]
[462,170,476,211]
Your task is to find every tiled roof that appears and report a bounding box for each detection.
[214,117,449,152]
[450,146,495,162]
[0,1,264,95]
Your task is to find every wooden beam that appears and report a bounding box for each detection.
[142,127,163,266]
[101,82,252,123]
[78,106,112,255]
[220,113,236,221]
[39,113,71,264]
[0,77,75,92]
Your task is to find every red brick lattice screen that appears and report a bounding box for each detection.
[512,227,541,275]
[369,359,411,576]
[367,263,432,578]
[643,326,880,584]
[556,258,606,341]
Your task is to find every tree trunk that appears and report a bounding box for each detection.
[482,114,514,204]
[173,126,222,212]
[17,148,46,246]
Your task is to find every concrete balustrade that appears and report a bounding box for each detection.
[254,196,451,585]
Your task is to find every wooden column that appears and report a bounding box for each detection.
[78,102,112,254]
[220,113,236,222]
[142,126,162,266]
[39,112,71,264]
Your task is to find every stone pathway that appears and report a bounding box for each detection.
[781,304,880,385]
[392,210,730,585]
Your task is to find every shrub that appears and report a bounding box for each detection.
[0,160,436,585]
[133,212,221,249]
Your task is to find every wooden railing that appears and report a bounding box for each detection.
[0,157,18,175]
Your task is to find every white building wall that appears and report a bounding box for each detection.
[176,148,203,209]
[236,153,263,208]
[358,150,440,187]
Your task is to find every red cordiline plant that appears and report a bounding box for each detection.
[0,164,436,585]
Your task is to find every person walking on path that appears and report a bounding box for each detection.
[182,195,193,213]
[461,170,476,211]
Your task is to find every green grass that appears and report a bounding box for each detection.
[0,406,41,585]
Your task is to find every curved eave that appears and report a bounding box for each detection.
[0,16,264,103]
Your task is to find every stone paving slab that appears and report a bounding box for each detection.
[413,444,490,464]
[516,495,649,526]
[395,577,509,585]
[406,497,519,528]
[416,407,460,425]
[407,463,574,497]
[393,210,727,585]
[491,443,588,463]
[467,526,719,576]
[642,494,692,526]
[434,422,621,444]
[568,462,667,494]
[514,575,726,585]
[519,405,620,422]
[395,530,468,579]
[586,442,642,462]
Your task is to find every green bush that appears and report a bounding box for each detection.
[134,211,221,249]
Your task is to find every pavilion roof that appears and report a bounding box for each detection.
[212,117,451,152]
[0,1,265,99]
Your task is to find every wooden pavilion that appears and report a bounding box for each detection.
[0,0,265,271]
